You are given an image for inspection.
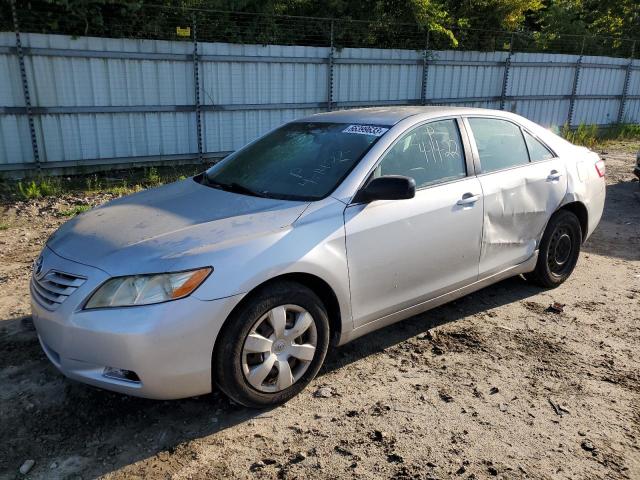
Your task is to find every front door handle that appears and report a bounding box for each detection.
[457,193,481,206]
[547,170,562,181]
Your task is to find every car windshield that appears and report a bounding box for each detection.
[203,122,389,201]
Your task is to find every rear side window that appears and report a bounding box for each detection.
[468,118,529,173]
[373,119,467,189]
[524,131,554,161]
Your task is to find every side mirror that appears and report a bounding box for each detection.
[354,175,416,203]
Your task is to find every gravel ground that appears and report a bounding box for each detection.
[1,144,639,480]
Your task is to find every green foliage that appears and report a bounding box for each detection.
[3,165,198,203]
[3,0,639,54]
[17,181,41,200]
[84,175,102,193]
[59,204,91,217]
[561,123,600,148]
[84,175,141,195]
[536,0,587,37]
[536,0,638,56]
[561,123,640,148]
[105,184,140,196]
[446,0,543,31]
[0,222,9,231]
[144,166,161,185]
[17,178,62,200]
[602,124,640,140]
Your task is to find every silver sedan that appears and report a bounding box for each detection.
[31,107,606,407]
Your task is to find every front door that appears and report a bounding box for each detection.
[344,118,484,327]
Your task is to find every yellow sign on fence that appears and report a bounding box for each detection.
[176,26,191,37]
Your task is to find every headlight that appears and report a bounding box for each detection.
[84,267,212,309]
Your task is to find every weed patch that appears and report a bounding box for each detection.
[560,123,640,149]
[58,205,91,217]
[17,178,62,199]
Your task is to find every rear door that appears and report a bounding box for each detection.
[465,117,567,277]
[344,118,484,327]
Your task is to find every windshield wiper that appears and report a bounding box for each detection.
[227,182,269,198]
[204,177,269,198]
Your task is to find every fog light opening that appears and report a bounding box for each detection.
[103,367,140,383]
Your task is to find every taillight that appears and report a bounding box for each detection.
[595,160,606,178]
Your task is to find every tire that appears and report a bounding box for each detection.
[213,281,330,408]
[525,210,582,288]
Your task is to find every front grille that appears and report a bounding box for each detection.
[31,270,86,310]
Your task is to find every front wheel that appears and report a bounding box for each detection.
[213,281,330,408]
[525,210,582,288]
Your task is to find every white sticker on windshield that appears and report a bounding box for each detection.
[342,124,389,137]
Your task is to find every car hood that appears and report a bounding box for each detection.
[47,178,310,275]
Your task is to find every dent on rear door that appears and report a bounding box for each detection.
[478,160,567,276]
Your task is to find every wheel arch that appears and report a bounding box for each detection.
[272,272,342,346]
[557,201,588,243]
[211,272,343,372]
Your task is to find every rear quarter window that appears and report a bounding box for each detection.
[524,131,555,161]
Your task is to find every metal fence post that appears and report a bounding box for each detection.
[327,20,335,111]
[10,0,40,170]
[568,36,586,126]
[192,16,203,163]
[499,33,514,110]
[617,40,636,124]
[421,30,430,106]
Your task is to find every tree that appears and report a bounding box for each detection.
[444,0,543,30]
[2,0,639,55]
[535,0,639,56]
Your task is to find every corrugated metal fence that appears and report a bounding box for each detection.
[1,32,639,172]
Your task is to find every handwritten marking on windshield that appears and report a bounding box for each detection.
[289,150,353,187]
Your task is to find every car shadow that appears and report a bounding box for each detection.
[322,275,541,372]
[0,275,541,478]
[582,180,640,261]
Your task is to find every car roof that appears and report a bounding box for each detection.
[294,106,512,126]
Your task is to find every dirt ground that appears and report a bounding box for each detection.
[1,144,639,480]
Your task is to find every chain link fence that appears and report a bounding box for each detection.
[1,2,639,173]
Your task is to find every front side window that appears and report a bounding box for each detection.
[468,118,529,173]
[204,122,388,200]
[524,131,555,161]
[373,119,467,189]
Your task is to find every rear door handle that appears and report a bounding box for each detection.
[457,193,481,206]
[547,170,562,181]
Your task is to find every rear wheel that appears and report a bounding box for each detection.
[213,281,330,408]
[525,210,582,288]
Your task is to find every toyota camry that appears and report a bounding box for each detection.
[31,107,606,407]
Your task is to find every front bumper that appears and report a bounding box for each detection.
[31,247,243,399]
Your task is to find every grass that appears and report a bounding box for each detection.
[560,123,640,149]
[0,222,9,231]
[58,204,91,217]
[2,164,202,202]
[145,166,161,185]
[83,176,141,196]
[17,178,63,199]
